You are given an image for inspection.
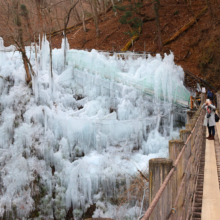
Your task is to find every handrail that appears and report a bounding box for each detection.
[140,108,203,220]
[184,70,217,92]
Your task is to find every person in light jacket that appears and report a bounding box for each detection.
[202,99,216,140]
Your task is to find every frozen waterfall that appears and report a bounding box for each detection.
[0,37,189,219]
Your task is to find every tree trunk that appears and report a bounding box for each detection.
[64,0,79,69]
[22,50,32,83]
[35,0,44,47]
[101,0,107,20]
[18,28,32,83]
[55,6,62,30]
[92,0,100,36]
[153,0,162,52]
[121,35,139,52]
[74,7,81,22]
[26,17,33,38]
[103,0,107,20]
[111,0,117,16]
[13,0,32,83]
[79,0,87,32]
[35,0,43,24]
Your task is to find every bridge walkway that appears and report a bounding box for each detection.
[191,135,205,220]
[200,123,220,220]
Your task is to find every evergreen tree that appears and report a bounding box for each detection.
[113,0,143,37]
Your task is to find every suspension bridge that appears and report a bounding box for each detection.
[138,92,220,220]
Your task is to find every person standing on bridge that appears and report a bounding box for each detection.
[195,90,201,107]
[207,90,214,101]
[202,99,216,140]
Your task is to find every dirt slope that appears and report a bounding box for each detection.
[52,0,220,90]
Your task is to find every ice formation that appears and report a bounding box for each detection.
[0,37,188,219]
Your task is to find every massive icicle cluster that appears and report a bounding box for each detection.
[0,37,187,219]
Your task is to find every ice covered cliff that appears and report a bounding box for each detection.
[0,37,188,219]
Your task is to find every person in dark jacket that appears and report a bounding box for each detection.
[207,90,214,101]
[195,90,201,107]
[202,99,216,140]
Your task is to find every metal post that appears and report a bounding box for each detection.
[149,158,173,220]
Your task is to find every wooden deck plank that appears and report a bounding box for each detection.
[201,127,220,220]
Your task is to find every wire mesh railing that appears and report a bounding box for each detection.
[67,50,190,108]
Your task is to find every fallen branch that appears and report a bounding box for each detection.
[99,28,119,45]
[121,35,139,52]
[137,169,149,182]
[0,75,7,81]
[121,26,142,52]
[142,16,155,22]
[69,26,82,40]
[81,39,91,48]
[163,6,207,45]
[119,15,154,52]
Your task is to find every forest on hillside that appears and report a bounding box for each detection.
[1,0,220,89]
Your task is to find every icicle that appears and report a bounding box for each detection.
[39,33,41,50]
[42,109,47,133]
[62,35,70,71]
[170,112,173,136]
[156,114,161,131]
[40,34,49,71]
[34,41,39,102]
[0,37,5,67]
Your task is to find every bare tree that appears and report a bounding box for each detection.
[74,6,81,22]
[87,0,100,36]
[44,1,54,79]
[101,0,106,20]
[111,0,117,16]
[79,0,87,32]
[153,0,162,52]
[93,0,100,36]
[13,0,34,82]
[63,0,80,69]
[35,0,44,44]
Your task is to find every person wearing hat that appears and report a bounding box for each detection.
[202,99,216,140]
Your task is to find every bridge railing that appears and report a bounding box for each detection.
[140,93,206,220]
